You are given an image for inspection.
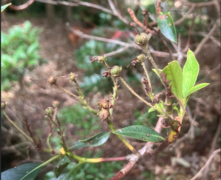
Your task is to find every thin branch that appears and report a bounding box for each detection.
[182,14,196,52]
[190,149,221,180]
[203,120,221,178]
[35,0,78,6]
[194,23,217,55]
[66,23,182,58]
[3,110,33,142]
[178,0,216,7]
[108,0,129,24]
[174,5,195,25]
[103,46,129,57]
[10,0,34,11]
[127,8,157,35]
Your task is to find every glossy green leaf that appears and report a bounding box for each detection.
[157,12,177,43]
[70,132,110,150]
[1,163,42,180]
[80,131,111,146]
[183,50,199,98]
[69,141,89,150]
[54,156,70,178]
[162,60,183,101]
[187,83,209,96]
[113,125,165,142]
[1,3,11,12]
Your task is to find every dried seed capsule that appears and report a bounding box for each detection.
[99,99,112,109]
[98,108,110,121]
[48,76,57,85]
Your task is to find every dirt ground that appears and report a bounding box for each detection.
[1,14,220,180]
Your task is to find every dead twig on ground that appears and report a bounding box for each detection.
[190,149,221,180]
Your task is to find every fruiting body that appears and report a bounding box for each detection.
[45,107,54,116]
[53,101,60,108]
[99,99,113,109]
[69,72,77,82]
[137,54,146,63]
[134,33,148,46]
[48,76,57,85]
[110,66,122,77]
[98,108,110,121]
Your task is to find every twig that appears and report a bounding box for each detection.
[203,119,221,178]
[141,62,152,92]
[103,46,129,57]
[3,110,33,142]
[119,77,154,108]
[66,23,183,58]
[178,0,216,7]
[174,5,195,25]
[35,0,77,6]
[108,0,129,24]
[10,0,34,11]
[194,23,218,56]
[182,14,196,52]
[156,0,162,16]
[127,8,157,35]
[190,149,221,180]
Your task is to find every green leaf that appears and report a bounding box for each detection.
[70,132,110,150]
[69,141,89,150]
[1,3,11,12]
[183,50,199,98]
[162,60,183,101]
[80,131,111,146]
[1,163,42,180]
[148,107,156,113]
[113,125,165,142]
[54,156,70,178]
[187,83,209,96]
[157,12,177,43]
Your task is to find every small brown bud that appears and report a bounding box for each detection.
[102,71,111,78]
[45,107,54,116]
[1,101,6,110]
[134,33,149,46]
[110,66,122,77]
[48,76,57,85]
[99,99,113,109]
[99,108,110,121]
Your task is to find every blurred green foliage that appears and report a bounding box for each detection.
[1,21,45,91]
